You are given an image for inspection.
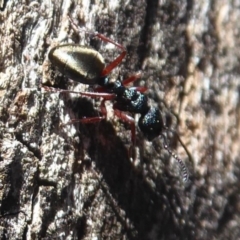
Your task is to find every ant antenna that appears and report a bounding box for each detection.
[161,134,189,182]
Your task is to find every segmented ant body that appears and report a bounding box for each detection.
[44,17,188,182]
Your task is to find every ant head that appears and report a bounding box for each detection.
[139,107,189,182]
[138,108,164,141]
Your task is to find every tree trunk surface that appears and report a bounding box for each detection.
[0,0,240,239]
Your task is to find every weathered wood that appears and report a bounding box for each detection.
[0,0,240,239]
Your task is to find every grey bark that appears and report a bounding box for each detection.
[0,0,240,239]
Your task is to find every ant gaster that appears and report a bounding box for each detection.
[44,16,189,182]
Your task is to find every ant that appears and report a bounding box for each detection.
[43,16,189,182]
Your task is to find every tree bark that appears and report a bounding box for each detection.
[0,0,240,239]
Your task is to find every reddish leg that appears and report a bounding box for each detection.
[61,116,105,126]
[92,85,147,94]
[130,86,148,93]
[74,91,115,100]
[100,99,107,117]
[114,110,136,144]
[122,73,148,93]
[101,50,126,77]
[122,72,142,86]
[68,16,126,77]
[42,85,116,100]
[43,86,113,125]
[93,86,107,93]
[63,99,108,125]
[60,103,108,126]
[94,73,146,93]
[114,109,136,159]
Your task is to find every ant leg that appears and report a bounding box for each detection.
[42,85,116,100]
[130,86,148,93]
[114,110,136,145]
[74,91,115,100]
[42,85,75,93]
[93,86,107,93]
[43,86,114,125]
[122,72,141,86]
[114,109,136,159]
[43,87,113,123]
[99,42,126,77]
[93,73,144,93]
[122,73,147,93]
[60,101,108,126]
[100,99,107,117]
[93,85,147,94]
[63,116,105,125]
[68,16,125,50]
[68,16,126,77]
[63,99,108,126]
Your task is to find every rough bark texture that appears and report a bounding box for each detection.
[0,0,240,239]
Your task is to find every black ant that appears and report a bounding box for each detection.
[43,16,189,182]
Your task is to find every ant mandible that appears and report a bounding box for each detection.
[44,16,189,182]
